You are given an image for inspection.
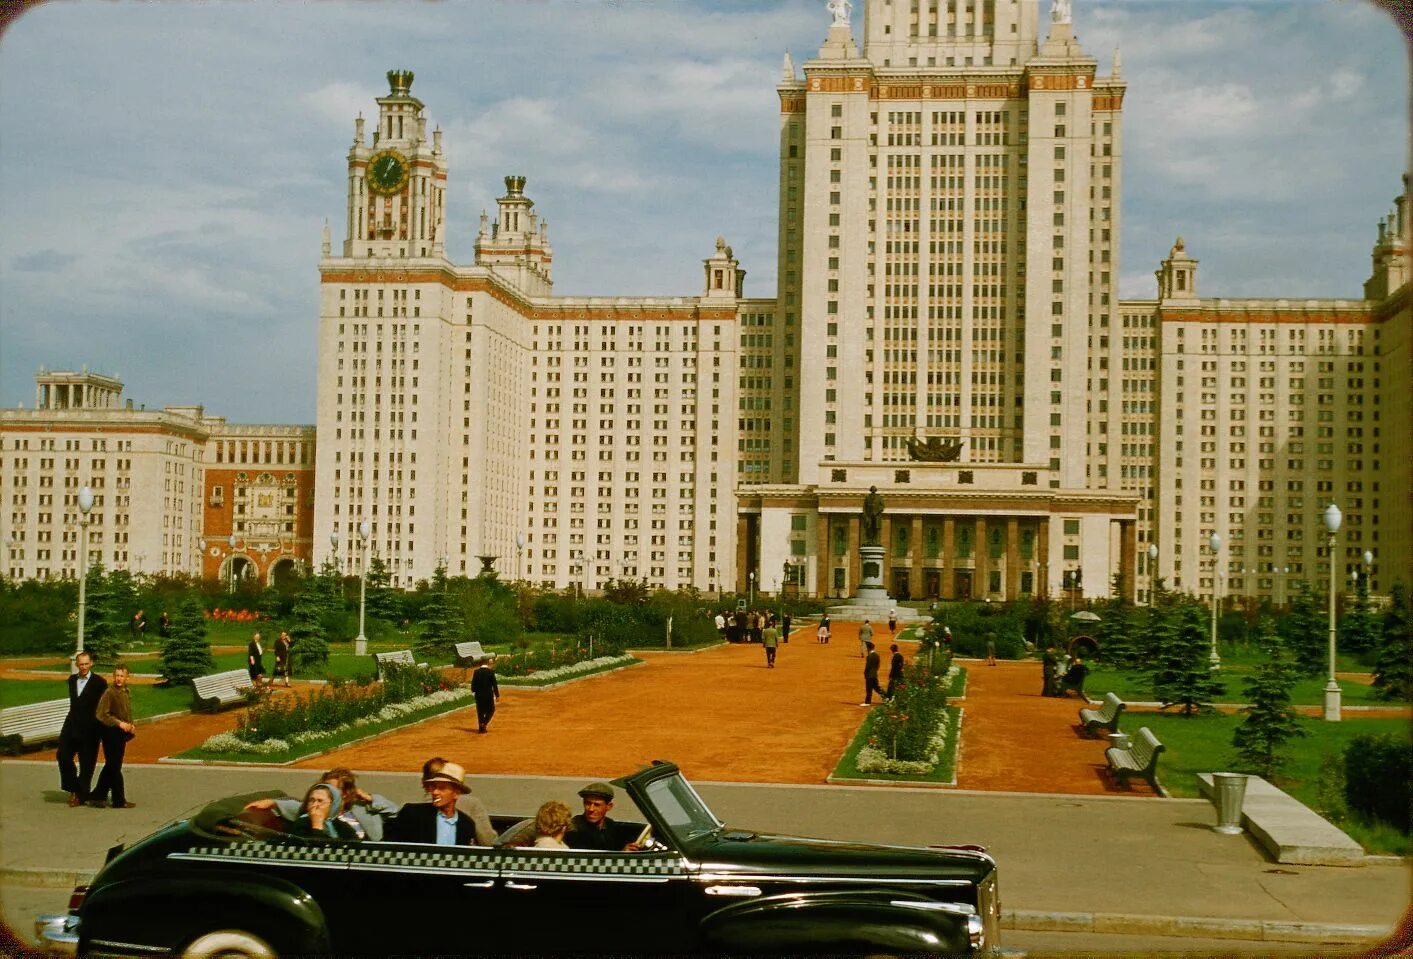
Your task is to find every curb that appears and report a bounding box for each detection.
[1003,908,1394,944]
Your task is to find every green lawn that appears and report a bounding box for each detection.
[1129,710,1409,855]
[0,679,194,719]
[1083,661,1385,707]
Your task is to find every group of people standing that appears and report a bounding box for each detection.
[57,652,136,809]
[714,608,792,646]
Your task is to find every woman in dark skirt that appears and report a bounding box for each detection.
[274,631,292,687]
[247,632,266,685]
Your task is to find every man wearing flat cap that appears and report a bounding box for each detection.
[564,781,640,851]
[384,758,496,846]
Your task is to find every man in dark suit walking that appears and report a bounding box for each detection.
[384,759,495,846]
[470,657,499,734]
[860,641,884,707]
[58,651,107,807]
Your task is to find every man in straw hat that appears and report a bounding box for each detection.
[385,757,496,846]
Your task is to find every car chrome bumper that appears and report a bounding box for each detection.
[35,914,79,956]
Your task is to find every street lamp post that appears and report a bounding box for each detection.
[227,533,239,595]
[1322,504,1343,721]
[1208,532,1222,669]
[748,571,755,609]
[515,531,526,583]
[72,486,94,674]
[1363,549,1374,592]
[329,529,339,574]
[354,521,371,656]
[1147,543,1159,604]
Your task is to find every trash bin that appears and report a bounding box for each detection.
[1211,772,1249,834]
[1108,732,1131,751]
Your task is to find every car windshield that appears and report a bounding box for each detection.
[641,773,721,842]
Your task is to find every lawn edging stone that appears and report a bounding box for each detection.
[1195,772,1365,865]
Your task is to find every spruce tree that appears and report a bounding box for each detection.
[1373,583,1412,702]
[1339,574,1379,655]
[1282,580,1326,676]
[365,554,404,624]
[414,563,464,660]
[1151,600,1226,716]
[79,563,123,664]
[159,592,215,684]
[1232,617,1306,779]
[287,571,333,672]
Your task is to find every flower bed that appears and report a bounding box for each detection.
[831,661,963,784]
[498,654,637,686]
[196,686,474,756]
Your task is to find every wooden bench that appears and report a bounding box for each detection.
[373,649,427,681]
[454,642,488,668]
[0,699,69,753]
[1105,726,1166,793]
[191,669,256,712]
[1078,692,1126,738]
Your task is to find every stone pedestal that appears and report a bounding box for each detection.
[827,544,925,623]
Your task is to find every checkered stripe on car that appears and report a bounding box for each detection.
[504,854,687,877]
[172,844,498,871]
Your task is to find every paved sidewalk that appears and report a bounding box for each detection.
[0,762,1405,948]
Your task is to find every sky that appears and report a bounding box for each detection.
[0,0,1406,424]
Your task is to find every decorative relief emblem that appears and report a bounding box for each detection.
[966,85,975,97]
[811,78,822,91]
[853,77,863,91]
[1077,76,1086,89]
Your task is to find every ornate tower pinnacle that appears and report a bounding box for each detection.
[387,69,414,96]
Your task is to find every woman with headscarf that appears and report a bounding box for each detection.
[292,782,358,840]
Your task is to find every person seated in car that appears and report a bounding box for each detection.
[564,782,641,852]
[292,783,359,840]
[384,759,496,846]
[243,767,400,841]
[532,800,572,848]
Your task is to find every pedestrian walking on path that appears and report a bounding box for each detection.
[817,616,831,644]
[90,663,137,809]
[885,644,905,700]
[57,650,106,807]
[859,619,874,658]
[762,621,779,668]
[471,657,500,734]
[861,641,884,706]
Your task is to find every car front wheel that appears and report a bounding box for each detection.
[181,929,277,959]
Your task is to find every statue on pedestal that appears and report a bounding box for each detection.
[861,485,885,547]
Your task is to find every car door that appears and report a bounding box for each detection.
[338,839,503,955]
[495,844,700,953]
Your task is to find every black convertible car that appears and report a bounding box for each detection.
[38,761,1000,956]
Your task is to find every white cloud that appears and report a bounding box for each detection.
[303,82,380,128]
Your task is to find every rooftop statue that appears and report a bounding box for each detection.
[906,436,964,463]
[827,0,852,27]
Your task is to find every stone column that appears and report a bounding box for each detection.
[1120,519,1138,604]
[1005,517,1020,600]
[910,515,925,599]
[847,516,861,596]
[817,515,832,598]
[1037,519,1050,598]
[942,517,956,599]
[880,515,893,578]
[974,517,989,599]
[735,516,750,594]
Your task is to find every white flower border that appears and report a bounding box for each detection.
[854,665,960,776]
[498,654,635,685]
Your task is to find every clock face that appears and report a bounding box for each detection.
[367,149,409,195]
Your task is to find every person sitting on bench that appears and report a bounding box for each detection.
[1059,657,1089,698]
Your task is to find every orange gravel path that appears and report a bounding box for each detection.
[297,626,895,782]
[955,660,1149,795]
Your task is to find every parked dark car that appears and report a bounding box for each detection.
[38,760,1000,956]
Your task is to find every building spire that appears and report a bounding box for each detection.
[1112,46,1122,77]
[781,51,795,82]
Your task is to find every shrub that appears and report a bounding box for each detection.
[1343,734,1411,833]
[867,657,953,762]
[1151,600,1225,716]
[235,662,454,744]
[1373,584,1411,702]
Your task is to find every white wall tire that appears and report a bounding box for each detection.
[181,929,277,959]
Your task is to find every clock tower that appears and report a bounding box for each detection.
[344,70,447,259]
